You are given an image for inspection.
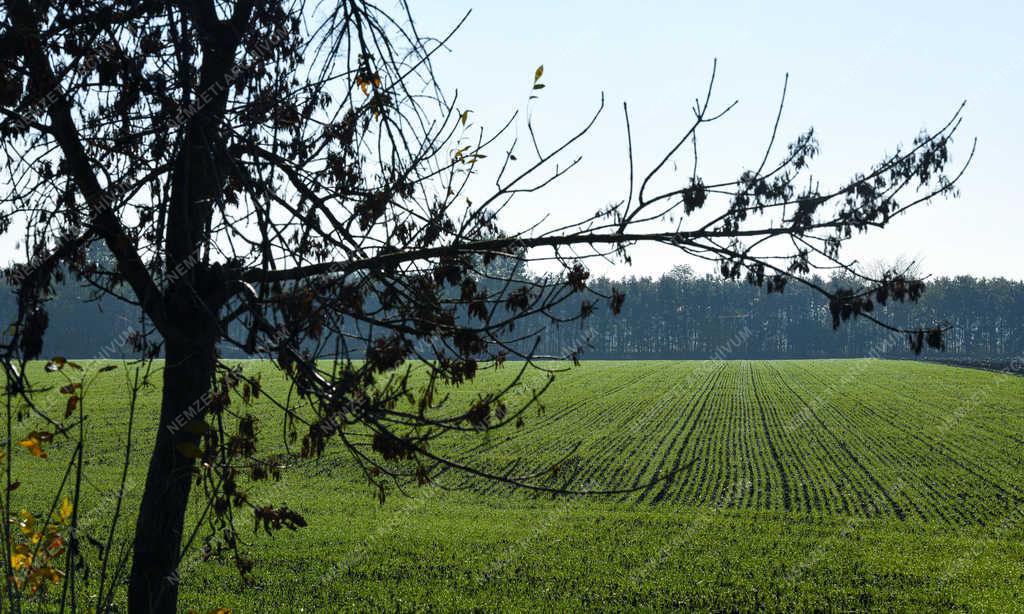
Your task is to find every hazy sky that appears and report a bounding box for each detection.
[4,3,1016,283]
[414,1,1022,281]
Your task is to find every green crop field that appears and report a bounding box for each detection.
[4,359,1024,612]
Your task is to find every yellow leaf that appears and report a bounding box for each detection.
[27,566,62,594]
[10,544,32,570]
[17,435,47,459]
[42,566,64,584]
[534,64,544,83]
[208,609,232,614]
[59,496,74,523]
[460,110,471,126]
[17,510,34,535]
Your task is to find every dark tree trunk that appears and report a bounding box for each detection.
[128,329,216,613]
[126,22,238,608]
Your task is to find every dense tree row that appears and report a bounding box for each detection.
[4,273,1019,360]
[533,273,1023,360]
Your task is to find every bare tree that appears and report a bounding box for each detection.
[0,1,967,611]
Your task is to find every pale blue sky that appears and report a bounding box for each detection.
[416,1,1022,280]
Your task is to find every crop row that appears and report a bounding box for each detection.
[445,360,1024,526]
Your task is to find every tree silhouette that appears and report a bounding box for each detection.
[0,1,968,611]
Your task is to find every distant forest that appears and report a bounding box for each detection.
[543,274,1023,361]
[3,271,1020,361]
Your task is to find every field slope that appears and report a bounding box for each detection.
[5,359,1024,612]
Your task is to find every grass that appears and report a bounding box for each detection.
[3,359,1024,612]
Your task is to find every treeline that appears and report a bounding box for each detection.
[533,274,1022,360]
[1,274,1020,360]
